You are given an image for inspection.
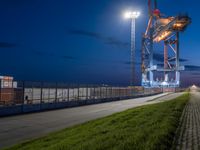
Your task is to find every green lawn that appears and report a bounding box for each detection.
[5,93,189,150]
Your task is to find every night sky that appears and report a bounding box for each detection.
[0,0,199,87]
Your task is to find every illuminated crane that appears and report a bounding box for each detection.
[141,0,191,87]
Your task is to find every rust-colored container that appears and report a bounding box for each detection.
[0,88,14,105]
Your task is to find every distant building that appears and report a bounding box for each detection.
[0,76,18,105]
[0,76,17,88]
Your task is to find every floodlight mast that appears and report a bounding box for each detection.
[124,11,140,86]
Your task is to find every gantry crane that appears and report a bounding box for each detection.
[141,0,191,87]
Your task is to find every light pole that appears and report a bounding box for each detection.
[124,11,140,86]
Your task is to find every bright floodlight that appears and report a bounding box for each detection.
[192,85,196,88]
[124,11,140,19]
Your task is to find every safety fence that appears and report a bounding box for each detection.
[0,81,163,116]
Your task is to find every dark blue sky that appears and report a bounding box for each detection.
[0,0,199,86]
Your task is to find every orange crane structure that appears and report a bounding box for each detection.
[141,0,191,87]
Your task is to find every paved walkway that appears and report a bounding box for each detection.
[176,87,200,150]
[0,92,183,149]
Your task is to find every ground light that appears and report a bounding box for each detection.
[192,84,197,89]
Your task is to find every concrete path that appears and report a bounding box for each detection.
[0,92,183,149]
[176,86,200,150]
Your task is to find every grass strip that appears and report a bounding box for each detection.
[5,93,189,150]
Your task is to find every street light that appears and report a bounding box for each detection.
[124,11,140,86]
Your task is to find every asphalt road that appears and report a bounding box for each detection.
[0,92,184,149]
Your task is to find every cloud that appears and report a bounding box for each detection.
[0,0,32,5]
[169,58,188,62]
[31,50,46,56]
[68,29,129,48]
[123,61,141,65]
[0,42,16,48]
[68,30,102,39]
[191,72,200,76]
[185,65,200,71]
[105,37,129,47]
[31,49,75,60]
[62,55,75,60]
[153,52,188,62]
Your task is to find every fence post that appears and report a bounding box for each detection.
[40,82,43,109]
[22,81,25,112]
[72,86,75,101]
[0,80,1,105]
[48,85,50,103]
[55,83,58,103]
[105,86,107,99]
[94,86,96,99]
[110,86,113,98]
[107,87,110,98]
[32,82,34,104]
[62,86,64,101]
[67,85,69,101]
[77,85,79,101]
[99,86,101,99]
[86,85,88,100]
[116,88,118,98]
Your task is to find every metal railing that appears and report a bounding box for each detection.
[0,82,163,106]
[0,81,163,116]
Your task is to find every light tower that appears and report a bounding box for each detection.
[124,11,140,86]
